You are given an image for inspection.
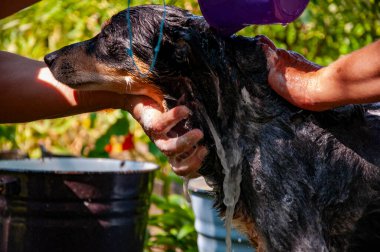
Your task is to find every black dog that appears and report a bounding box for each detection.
[45,5,380,252]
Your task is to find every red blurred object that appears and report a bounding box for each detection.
[122,134,135,151]
[104,144,113,153]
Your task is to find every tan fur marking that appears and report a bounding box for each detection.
[133,56,150,75]
[219,205,266,252]
[54,45,166,110]
[232,214,266,252]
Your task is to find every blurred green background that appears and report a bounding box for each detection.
[0,0,379,251]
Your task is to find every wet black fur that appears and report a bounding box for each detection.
[46,5,380,252]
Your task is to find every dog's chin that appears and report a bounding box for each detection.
[64,82,102,91]
[63,80,132,95]
[59,78,166,109]
[49,65,166,108]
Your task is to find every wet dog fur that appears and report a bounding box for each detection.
[45,5,380,252]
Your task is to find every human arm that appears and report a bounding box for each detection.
[0,0,40,19]
[0,51,118,122]
[0,51,206,176]
[259,36,380,111]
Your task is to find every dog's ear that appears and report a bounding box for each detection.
[165,28,214,75]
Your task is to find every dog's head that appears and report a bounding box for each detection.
[45,6,207,106]
[44,5,269,110]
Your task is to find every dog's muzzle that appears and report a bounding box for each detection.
[44,51,59,67]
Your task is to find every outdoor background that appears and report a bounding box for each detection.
[0,0,379,251]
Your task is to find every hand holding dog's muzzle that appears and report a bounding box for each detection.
[126,95,208,178]
[70,88,207,177]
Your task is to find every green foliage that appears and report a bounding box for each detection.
[239,0,380,65]
[88,111,130,157]
[0,0,124,59]
[146,193,197,252]
[0,125,18,149]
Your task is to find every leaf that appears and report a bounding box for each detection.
[89,113,97,128]
[148,141,168,164]
[177,225,196,240]
[107,115,129,136]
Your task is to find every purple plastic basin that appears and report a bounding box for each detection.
[198,0,310,36]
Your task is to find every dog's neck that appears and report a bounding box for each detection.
[160,31,298,205]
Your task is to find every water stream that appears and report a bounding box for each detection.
[198,104,243,252]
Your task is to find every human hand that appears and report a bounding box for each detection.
[122,95,207,178]
[75,90,207,177]
[258,36,330,111]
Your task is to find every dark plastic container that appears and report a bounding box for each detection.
[0,158,158,252]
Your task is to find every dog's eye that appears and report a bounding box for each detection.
[98,32,108,40]
[107,44,120,58]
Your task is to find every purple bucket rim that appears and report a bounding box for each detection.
[198,0,310,36]
[0,158,159,174]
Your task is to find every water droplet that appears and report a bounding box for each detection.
[283,195,293,205]
[254,178,263,192]
[256,218,262,225]
[224,197,235,206]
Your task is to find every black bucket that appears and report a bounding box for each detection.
[0,158,158,252]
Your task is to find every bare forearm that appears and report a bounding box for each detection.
[261,36,380,111]
[0,0,40,19]
[319,40,380,106]
[0,51,119,123]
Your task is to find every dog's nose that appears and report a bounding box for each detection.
[44,52,58,67]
